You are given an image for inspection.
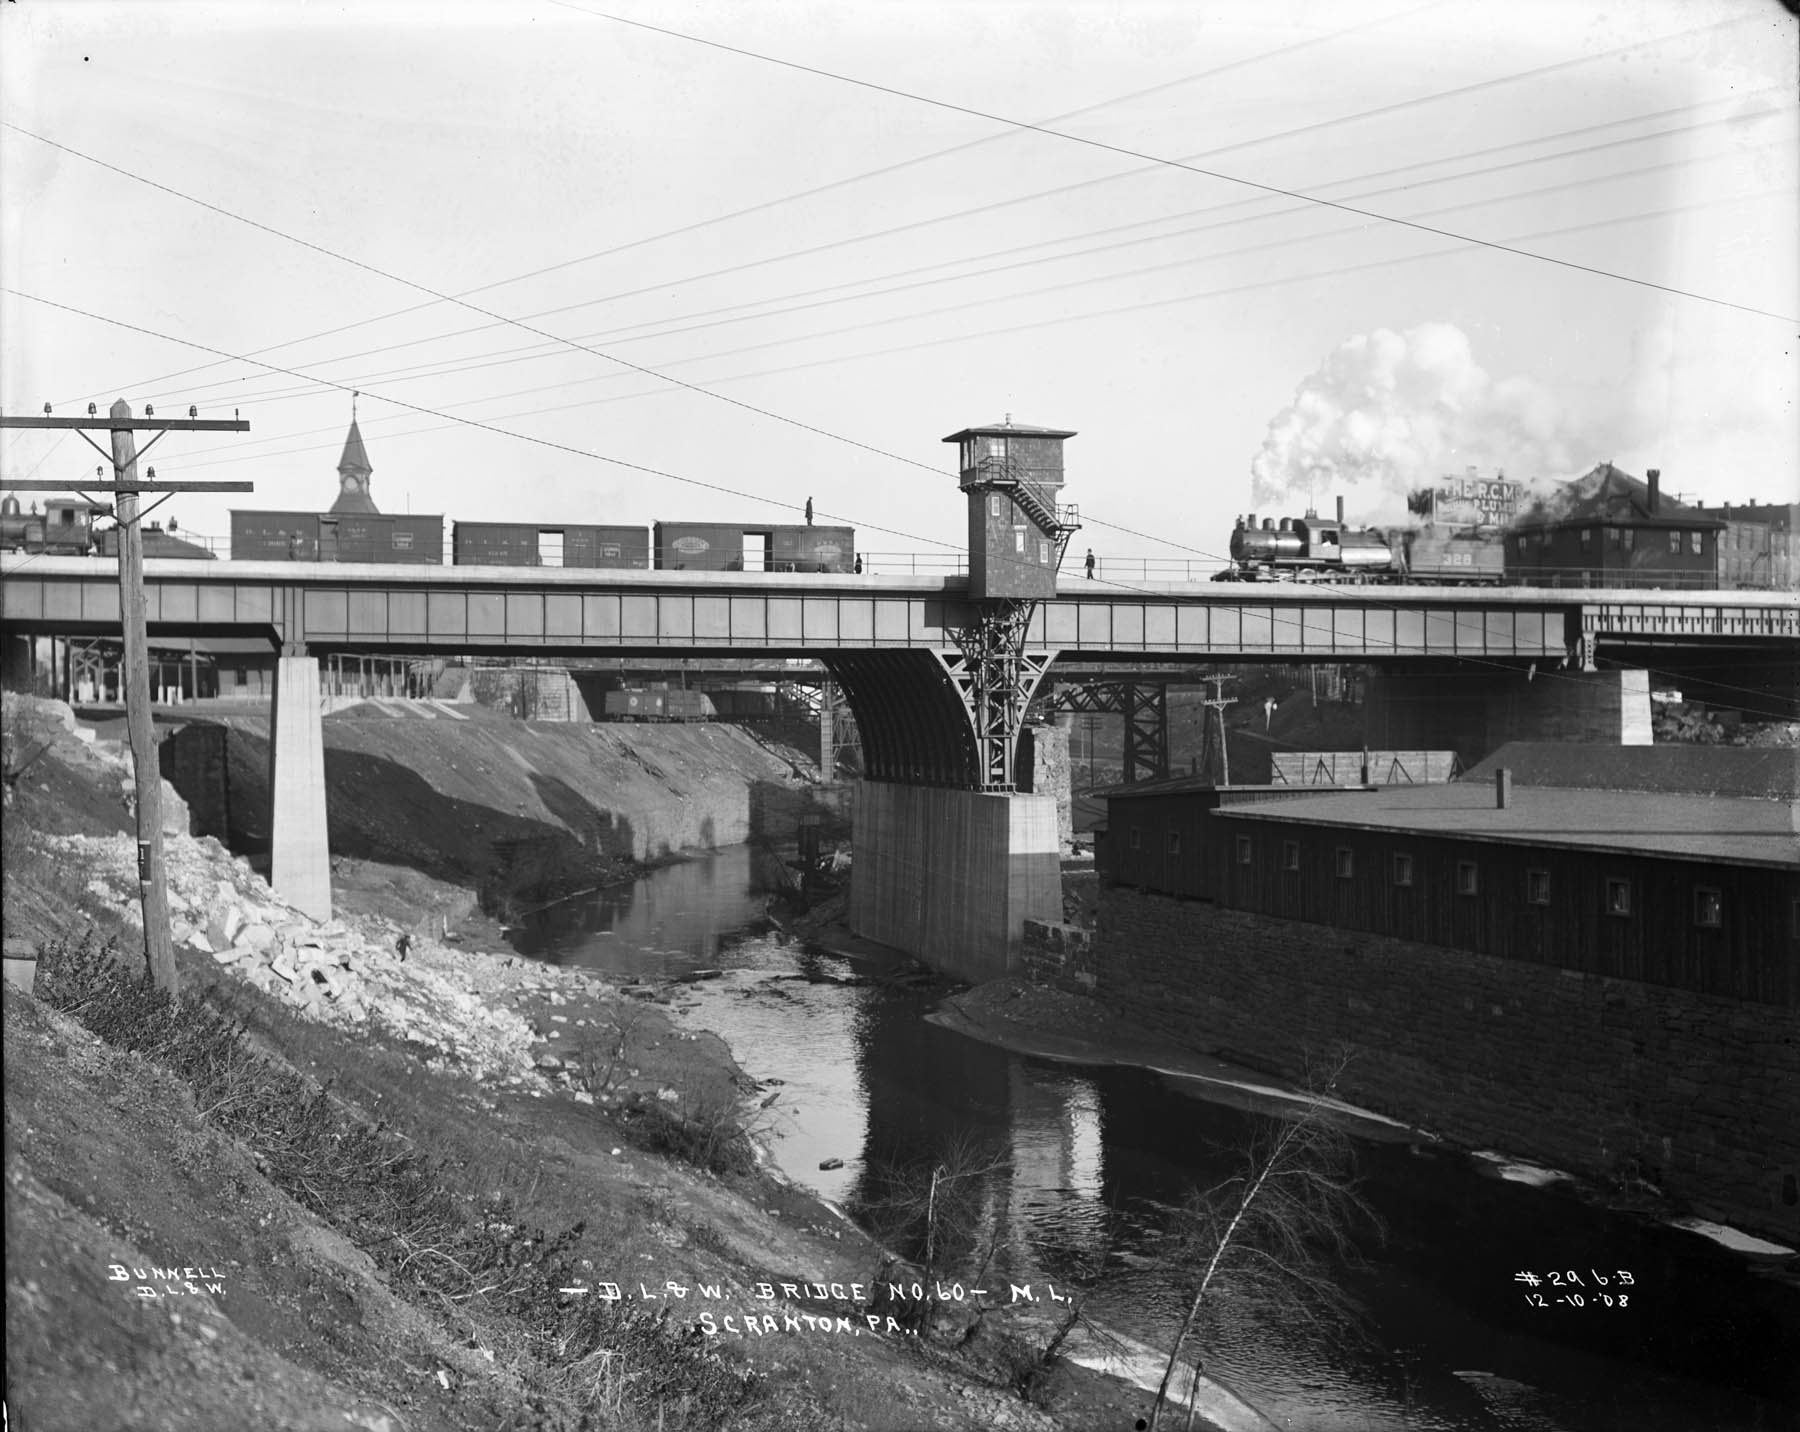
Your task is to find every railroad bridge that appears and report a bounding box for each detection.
[6,549,1793,977]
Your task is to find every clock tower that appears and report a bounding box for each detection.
[330,413,378,515]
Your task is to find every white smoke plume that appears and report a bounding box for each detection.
[1249,323,1586,524]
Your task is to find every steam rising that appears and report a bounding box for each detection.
[1249,323,1583,523]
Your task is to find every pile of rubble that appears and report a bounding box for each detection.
[39,827,553,1087]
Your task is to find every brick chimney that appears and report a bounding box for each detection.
[1647,467,1661,514]
[1496,767,1512,809]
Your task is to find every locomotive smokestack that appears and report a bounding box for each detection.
[1647,468,1661,514]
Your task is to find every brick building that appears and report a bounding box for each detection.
[1689,500,1799,591]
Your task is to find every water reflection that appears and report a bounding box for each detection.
[528,847,1800,1430]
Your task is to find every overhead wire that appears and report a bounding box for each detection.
[157,114,1794,419]
[54,6,1782,412]
[139,180,1793,483]
[547,2,1792,322]
[55,0,1448,408]
[149,93,1793,414]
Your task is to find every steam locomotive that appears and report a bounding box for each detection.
[1,496,100,555]
[1224,510,1504,584]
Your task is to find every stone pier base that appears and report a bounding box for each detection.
[268,655,331,921]
[849,781,1060,983]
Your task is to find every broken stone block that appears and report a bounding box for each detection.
[210,946,240,965]
[235,924,275,952]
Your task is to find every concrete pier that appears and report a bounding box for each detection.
[849,781,1061,982]
[1365,666,1652,763]
[268,654,331,920]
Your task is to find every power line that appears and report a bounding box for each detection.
[550,3,1792,322]
[149,95,1791,414]
[114,184,1791,489]
[62,0,1447,409]
[58,5,1774,413]
[160,118,1792,418]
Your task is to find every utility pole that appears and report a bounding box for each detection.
[2,400,250,993]
[1195,674,1237,787]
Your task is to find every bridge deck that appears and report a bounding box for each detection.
[3,557,1794,660]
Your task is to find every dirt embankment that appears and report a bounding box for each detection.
[5,697,1160,1431]
[156,702,848,926]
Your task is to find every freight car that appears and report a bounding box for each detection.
[603,688,717,722]
[452,521,650,568]
[1,496,100,555]
[231,510,445,563]
[655,522,855,573]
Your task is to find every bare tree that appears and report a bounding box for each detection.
[1150,1062,1379,1431]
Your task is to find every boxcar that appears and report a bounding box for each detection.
[232,511,444,564]
[604,689,717,721]
[452,522,649,569]
[655,521,856,572]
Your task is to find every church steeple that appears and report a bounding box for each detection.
[330,394,379,515]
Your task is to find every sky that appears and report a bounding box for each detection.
[3,0,1795,574]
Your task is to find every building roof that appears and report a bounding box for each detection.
[1212,782,1798,868]
[1513,463,1723,532]
[942,421,1078,442]
[337,419,371,478]
[1691,501,1800,532]
[1465,742,1799,800]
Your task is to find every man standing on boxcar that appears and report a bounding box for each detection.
[1084,548,1095,579]
[805,496,814,526]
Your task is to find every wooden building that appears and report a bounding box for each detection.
[1097,746,1799,1007]
[1507,464,1723,588]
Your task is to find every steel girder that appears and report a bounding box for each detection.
[1041,679,1170,783]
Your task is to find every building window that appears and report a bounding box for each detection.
[1526,869,1551,905]
[1669,530,1681,553]
[1690,531,1703,555]
[1334,847,1354,879]
[1607,526,1621,546]
[1392,853,1413,887]
[1282,840,1300,872]
[1456,861,1478,896]
[1167,831,1181,855]
[1623,528,1635,551]
[1694,887,1722,928]
[1235,835,1253,866]
[1605,878,1631,917]
[1130,826,1141,851]
[1580,528,1593,552]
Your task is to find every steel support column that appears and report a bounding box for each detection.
[943,599,1055,790]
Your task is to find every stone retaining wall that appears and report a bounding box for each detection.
[1020,918,1096,995]
[1096,887,1800,1243]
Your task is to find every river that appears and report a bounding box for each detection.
[517,845,1799,1431]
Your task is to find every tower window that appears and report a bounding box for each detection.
[990,494,1002,518]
